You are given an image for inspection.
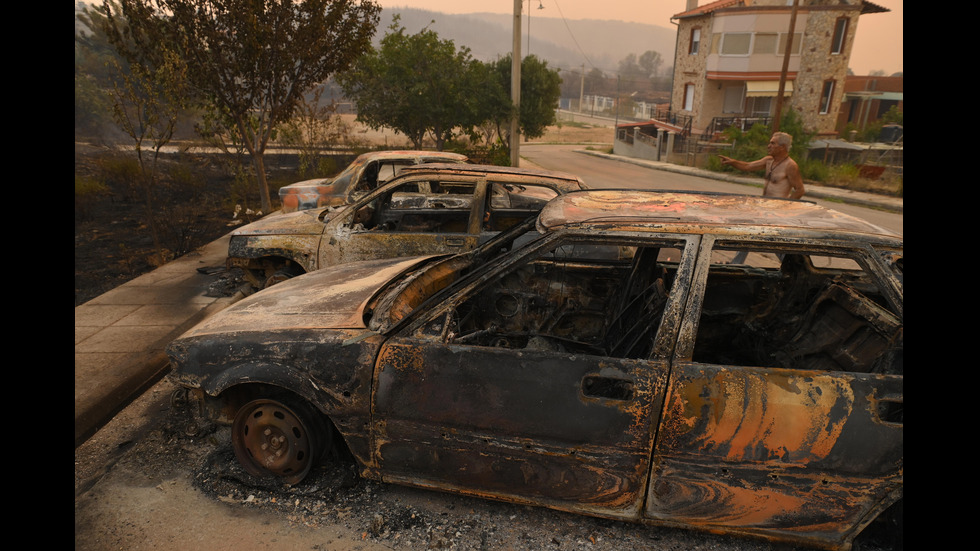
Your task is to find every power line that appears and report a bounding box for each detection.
[551,0,597,71]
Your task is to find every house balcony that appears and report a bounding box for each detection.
[705,52,799,81]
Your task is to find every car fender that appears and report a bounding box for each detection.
[227,234,322,273]
[202,361,342,408]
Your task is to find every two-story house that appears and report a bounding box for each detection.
[668,0,890,138]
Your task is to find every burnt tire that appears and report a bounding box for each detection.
[231,397,329,485]
[264,266,301,288]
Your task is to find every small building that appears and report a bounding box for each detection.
[836,75,903,134]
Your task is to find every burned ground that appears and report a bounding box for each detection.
[74,143,316,306]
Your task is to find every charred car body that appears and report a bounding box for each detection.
[230,164,588,289]
[278,150,468,213]
[169,190,903,550]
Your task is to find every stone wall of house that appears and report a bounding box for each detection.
[671,16,711,129]
[789,7,862,135]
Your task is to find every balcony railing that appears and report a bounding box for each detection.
[701,116,772,141]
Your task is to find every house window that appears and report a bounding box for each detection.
[831,17,848,54]
[690,28,701,54]
[819,80,835,114]
[753,33,778,54]
[747,96,772,116]
[723,85,744,113]
[778,33,802,54]
[684,84,695,111]
[721,33,751,55]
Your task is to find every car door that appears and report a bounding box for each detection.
[370,234,698,517]
[643,236,903,547]
[318,176,486,268]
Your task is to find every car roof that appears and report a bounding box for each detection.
[398,163,586,184]
[538,190,902,242]
[354,150,468,162]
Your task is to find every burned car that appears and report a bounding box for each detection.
[230,164,588,289]
[278,150,468,213]
[169,190,902,550]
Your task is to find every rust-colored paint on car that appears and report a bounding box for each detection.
[190,256,432,336]
[371,341,670,513]
[539,190,898,238]
[646,364,901,548]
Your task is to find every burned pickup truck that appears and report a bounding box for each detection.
[230,164,587,289]
[169,190,902,550]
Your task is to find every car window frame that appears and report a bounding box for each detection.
[391,230,700,360]
[672,235,903,363]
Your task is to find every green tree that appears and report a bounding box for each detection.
[489,54,562,146]
[103,0,381,213]
[338,18,484,150]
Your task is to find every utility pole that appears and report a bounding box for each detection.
[510,0,522,167]
[579,63,585,113]
[773,0,799,132]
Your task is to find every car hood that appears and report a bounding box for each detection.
[178,256,436,338]
[230,209,331,237]
[279,177,340,195]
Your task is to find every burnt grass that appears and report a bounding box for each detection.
[74,144,348,306]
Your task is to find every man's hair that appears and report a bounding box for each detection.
[772,132,793,148]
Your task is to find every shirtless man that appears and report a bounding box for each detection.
[718,131,805,199]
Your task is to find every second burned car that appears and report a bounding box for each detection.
[278,150,469,213]
[229,164,588,289]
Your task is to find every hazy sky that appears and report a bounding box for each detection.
[378,0,903,75]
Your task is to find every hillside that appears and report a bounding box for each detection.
[76,3,677,77]
[376,8,676,75]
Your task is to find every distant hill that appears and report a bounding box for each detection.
[377,8,676,76]
[74,3,677,81]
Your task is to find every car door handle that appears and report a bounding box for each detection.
[446,238,465,247]
[581,376,634,401]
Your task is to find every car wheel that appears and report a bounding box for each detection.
[264,267,299,288]
[231,397,329,485]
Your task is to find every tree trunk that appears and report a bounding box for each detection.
[252,152,273,213]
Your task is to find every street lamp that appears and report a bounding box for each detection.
[527,0,544,58]
[512,1,544,167]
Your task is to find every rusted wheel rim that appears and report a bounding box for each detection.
[232,399,319,485]
[264,270,294,288]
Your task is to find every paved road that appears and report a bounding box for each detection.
[521,145,903,236]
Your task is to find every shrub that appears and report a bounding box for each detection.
[829,164,861,184]
[75,175,110,221]
[798,158,828,182]
[75,174,109,198]
[98,154,142,201]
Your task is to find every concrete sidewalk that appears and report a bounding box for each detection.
[74,234,244,447]
[74,154,903,448]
